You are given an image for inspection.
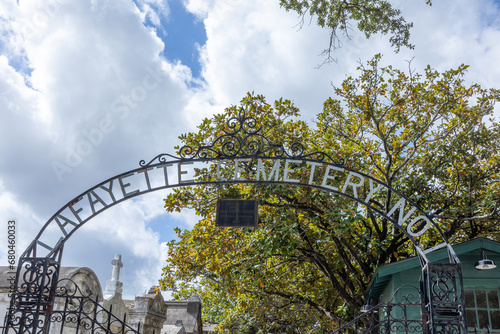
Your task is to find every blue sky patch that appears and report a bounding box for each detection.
[149,0,207,79]
[147,212,185,244]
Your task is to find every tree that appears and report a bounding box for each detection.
[279,0,432,62]
[160,55,500,333]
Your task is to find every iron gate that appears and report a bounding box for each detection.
[2,108,468,334]
[3,255,144,334]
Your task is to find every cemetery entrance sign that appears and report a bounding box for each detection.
[5,109,467,334]
[32,156,439,256]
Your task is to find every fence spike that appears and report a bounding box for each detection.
[122,312,127,334]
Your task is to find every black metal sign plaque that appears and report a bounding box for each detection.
[216,199,258,227]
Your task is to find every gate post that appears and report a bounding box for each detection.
[3,247,62,334]
[421,259,467,333]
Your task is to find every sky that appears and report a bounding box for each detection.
[1,0,500,300]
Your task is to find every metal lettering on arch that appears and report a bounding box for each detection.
[5,107,467,334]
[31,157,438,258]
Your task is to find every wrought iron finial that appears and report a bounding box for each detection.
[140,108,344,166]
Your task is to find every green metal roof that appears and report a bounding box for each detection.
[365,237,500,300]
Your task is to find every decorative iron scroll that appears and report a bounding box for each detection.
[139,107,343,167]
[48,278,142,334]
[330,285,425,333]
[5,276,143,334]
[7,105,467,334]
[4,256,61,334]
[423,263,467,334]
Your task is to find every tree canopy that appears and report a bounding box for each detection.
[160,55,500,333]
[279,0,432,62]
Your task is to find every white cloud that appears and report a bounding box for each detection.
[0,0,196,209]
[190,0,337,118]
[133,0,168,29]
[0,179,45,263]
[375,1,500,89]
[0,0,197,298]
[59,195,170,299]
[167,207,200,228]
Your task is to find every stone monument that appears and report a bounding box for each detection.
[102,254,129,331]
[104,254,124,299]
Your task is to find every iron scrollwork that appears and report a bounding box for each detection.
[5,256,61,334]
[7,277,142,334]
[4,271,143,334]
[330,263,468,334]
[140,107,344,166]
[5,105,468,334]
[330,285,425,334]
[423,263,467,334]
[48,278,141,334]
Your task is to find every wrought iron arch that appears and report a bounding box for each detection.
[4,108,467,334]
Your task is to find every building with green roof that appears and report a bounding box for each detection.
[341,238,500,333]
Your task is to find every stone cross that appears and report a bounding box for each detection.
[111,254,123,281]
[104,254,124,299]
